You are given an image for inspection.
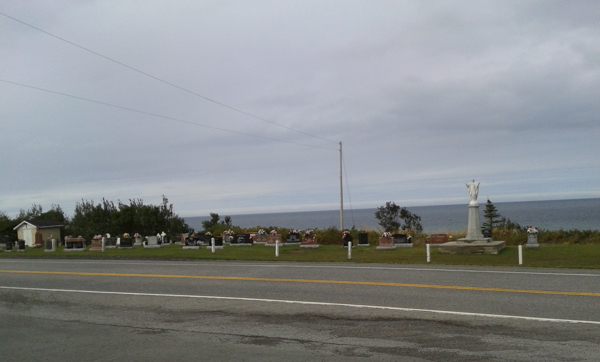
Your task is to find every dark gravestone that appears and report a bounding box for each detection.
[6,241,13,252]
[213,237,223,246]
[120,238,133,248]
[185,237,197,247]
[18,240,26,251]
[342,233,353,247]
[358,233,369,245]
[482,229,492,238]
[286,234,301,244]
[45,239,53,250]
[105,237,117,248]
[393,234,408,244]
[233,233,251,244]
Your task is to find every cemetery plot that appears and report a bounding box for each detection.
[358,233,369,246]
[65,237,85,252]
[286,233,301,245]
[265,234,283,247]
[144,236,162,248]
[231,233,252,246]
[377,235,395,249]
[393,234,413,247]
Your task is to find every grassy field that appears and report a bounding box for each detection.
[1,243,599,269]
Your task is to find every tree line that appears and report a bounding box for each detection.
[0,196,192,241]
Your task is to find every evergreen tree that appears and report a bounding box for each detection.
[482,199,502,232]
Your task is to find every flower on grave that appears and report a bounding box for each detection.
[341,231,350,240]
[93,235,103,240]
[123,233,130,238]
[258,229,267,235]
[304,230,314,237]
[289,229,300,235]
[527,226,539,234]
[224,229,235,235]
[134,233,141,238]
[205,232,212,236]
[382,231,392,238]
[270,230,277,235]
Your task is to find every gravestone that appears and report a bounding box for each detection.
[300,234,319,248]
[65,237,85,251]
[342,233,353,248]
[134,236,143,246]
[18,239,26,252]
[144,236,161,248]
[527,231,540,248]
[180,233,188,246]
[231,233,252,246]
[286,233,301,244]
[205,237,224,249]
[253,234,268,244]
[393,234,413,248]
[4,240,13,252]
[90,236,104,251]
[44,238,56,252]
[430,234,449,244]
[266,234,283,247]
[482,229,493,238]
[376,235,395,249]
[222,234,234,244]
[358,233,369,246]
[119,237,133,248]
[104,237,117,249]
[183,235,199,249]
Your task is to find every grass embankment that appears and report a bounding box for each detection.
[1,243,599,269]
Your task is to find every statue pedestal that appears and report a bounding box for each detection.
[458,204,490,243]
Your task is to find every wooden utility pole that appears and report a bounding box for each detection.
[340,141,344,230]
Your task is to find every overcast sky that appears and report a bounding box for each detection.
[1,1,599,218]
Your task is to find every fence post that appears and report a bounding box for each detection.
[518,245,523,265]
[426,244,431,263]
[348,241,352,260]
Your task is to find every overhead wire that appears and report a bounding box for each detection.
[0,11,338,145]
[0,79,338,151]
[1,11,357,219]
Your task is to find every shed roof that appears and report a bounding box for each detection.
[13,219,64,230]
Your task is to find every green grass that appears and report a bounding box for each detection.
[1,243,599,269]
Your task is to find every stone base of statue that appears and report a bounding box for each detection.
[439,201,505,254]
[438,240,505,254]
[457,204,491,243]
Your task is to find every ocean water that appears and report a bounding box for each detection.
[184,198,600,233]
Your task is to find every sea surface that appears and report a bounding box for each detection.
[184,198,600,233]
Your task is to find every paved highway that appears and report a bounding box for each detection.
[1,259,599,361]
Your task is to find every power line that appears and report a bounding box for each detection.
[0,79,338,151]
[0,11,338,145]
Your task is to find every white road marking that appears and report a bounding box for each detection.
[1,285,599,325]
[1,259,598,277]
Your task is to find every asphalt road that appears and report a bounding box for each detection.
[1,259,599,361]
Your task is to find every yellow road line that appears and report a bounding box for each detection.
[1,269,599,297]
